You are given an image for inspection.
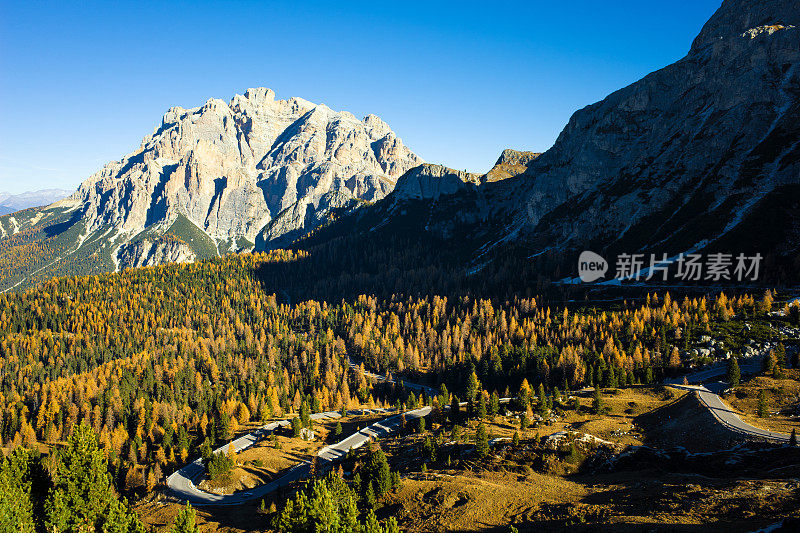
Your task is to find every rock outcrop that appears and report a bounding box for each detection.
[117,239,196,270]
[359,0,800,281]
[483,149,541,182]
[391,164,481,201]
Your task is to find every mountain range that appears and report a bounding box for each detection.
[1,0,798,292]
[292,0,800,288]
[0,189,73,216]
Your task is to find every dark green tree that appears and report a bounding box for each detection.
[439,383,450,409]
[489,391,500,417]
[300,401,311,428]
[422,436,437,463]
[291,416,302,438]
[477,393,487,420]
[171,503,200,533]
[465,370,481,403]
[475,423,489,459]
[776,343,787,369]
[727,357,740,388]
[757,390,768,418]
[276,473,362,532]
[360,444,392,502]
[0,448,38,533]
[450,396,461,424]
[45,424,144,533]
[520,413,529,430]
[363,482,376,509]
[537,384,548,417]
[207,451,235,482]
[592,387,603,415]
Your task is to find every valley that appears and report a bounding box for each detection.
[1,0,800,531]
[1,247,799,531]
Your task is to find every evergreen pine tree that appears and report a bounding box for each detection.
[439,383,449,409]
[757,390,768,418]
[477,393,487,420]
[592,387,603,415]
[776,343,787,369]
[0,448,38,533]
[465,370,480,402]
[475,423,489,459]
[727,357,740,388]
[450,396,461,424]
[362,444,392,499]
[363,482,376,509]
[489,391,500,418]
[45,424,144,533]
[171,504,200,533]
[537,384,548,417]
[363,509,383,533]
[384,517,401,533]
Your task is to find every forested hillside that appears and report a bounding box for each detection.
[1,248,792,491]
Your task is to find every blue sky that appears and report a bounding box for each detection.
[0,0,722,194]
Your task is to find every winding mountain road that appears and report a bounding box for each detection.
[667,383,790,443]
[169,352,793,505]
[347,359,439,397]
[665,356,791,443]
[167,359,437,505]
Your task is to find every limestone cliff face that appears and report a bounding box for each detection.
[391,164,481,201]
[360,0,800,274]
[506,0,800,253]
[57,87,421,266]
[116,239,196,269]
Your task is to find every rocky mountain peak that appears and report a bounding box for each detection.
[691,0,800,53]
[9,87,422,281]
[392,164,481,201]
[243,86,276,103]
[484,149,542,182]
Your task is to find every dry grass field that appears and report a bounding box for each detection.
[724,368,800,434]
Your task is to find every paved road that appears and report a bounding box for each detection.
[167,410,354,505]
[168,354,441,505]
[169,351,792,505]
[666,364,791,444]
[318,406,431,462]
[167,385,432,503]
[348,359,439,397]
[663,355,763,385]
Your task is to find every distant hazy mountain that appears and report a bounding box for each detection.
[0,189,73,215]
